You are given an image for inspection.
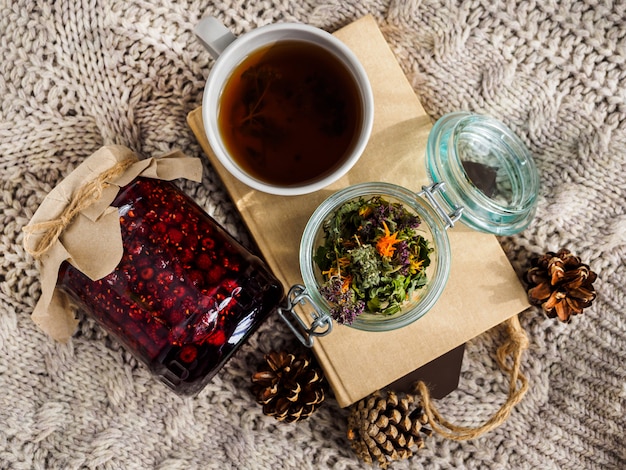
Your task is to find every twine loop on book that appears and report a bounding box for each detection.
[23,158,135,259]
[416,314,529,441]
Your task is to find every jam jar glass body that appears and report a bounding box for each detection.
[299,182,451,332]
[57,177,284,395]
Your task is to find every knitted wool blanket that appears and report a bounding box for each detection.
[1,1,624,469]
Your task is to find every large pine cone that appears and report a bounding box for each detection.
[525,248,597,322]
[347,390,432,469]
[251,350,325,423]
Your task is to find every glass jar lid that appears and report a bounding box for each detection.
[426,112,539,235]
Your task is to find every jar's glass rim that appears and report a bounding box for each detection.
[299,181,451,332]
[426,112,540,235]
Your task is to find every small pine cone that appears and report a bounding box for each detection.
[251,350,325,423]
[347,390,432,469]
[525,248,597,322]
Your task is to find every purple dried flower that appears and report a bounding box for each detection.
[320,277,344,303]
[371,200,421,234]
[320,276,365,324]
[373,203,390,227]
[394,241,411,275]
[330,300,365,325]
[405,214,421,230]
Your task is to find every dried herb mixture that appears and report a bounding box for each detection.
[313,196,432,324]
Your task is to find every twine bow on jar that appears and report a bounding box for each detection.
[23,158,135,260]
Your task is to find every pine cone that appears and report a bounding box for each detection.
[525,248,597,322]
[347,390,432,469]
[251,350,325,423]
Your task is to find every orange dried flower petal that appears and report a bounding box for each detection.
[376,221,400,258]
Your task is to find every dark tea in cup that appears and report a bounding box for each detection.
[196,18,374,195]
[217,41,363,187]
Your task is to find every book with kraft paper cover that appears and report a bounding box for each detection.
[187,15,529,407]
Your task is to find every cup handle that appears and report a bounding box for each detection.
[193,17,236,59]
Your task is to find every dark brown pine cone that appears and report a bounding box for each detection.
[347,390,432,469]
[251,350,325,423]
[525,248,597,322]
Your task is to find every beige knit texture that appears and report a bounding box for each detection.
[1,1,625,469]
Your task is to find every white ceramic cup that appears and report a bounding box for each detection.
[194,17,374,196]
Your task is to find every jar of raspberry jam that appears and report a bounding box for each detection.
[57,177,283,396]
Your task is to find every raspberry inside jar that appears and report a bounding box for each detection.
[57,177,283,395]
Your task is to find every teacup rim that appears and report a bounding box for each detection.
[200,22,374,196]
